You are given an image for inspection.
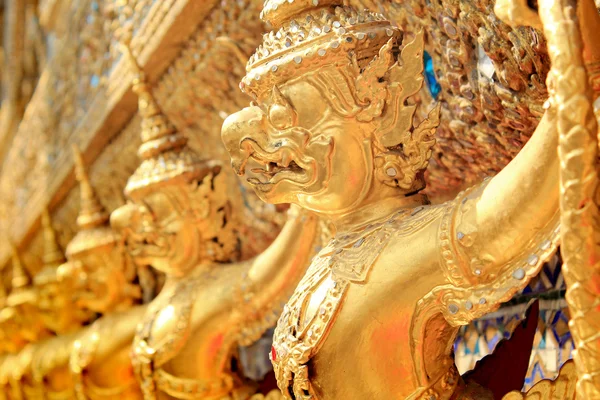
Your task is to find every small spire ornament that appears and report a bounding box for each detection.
[41,209,66,269]
[66,145,116,258]
[10,242,30,290]
[120,44,209,199]
[72,145,109,230]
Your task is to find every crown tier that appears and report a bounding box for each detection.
[261,0,342,28]
[242,3,400,100]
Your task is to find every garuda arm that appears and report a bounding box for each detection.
[231,206,321,345]
[437,90,560,325]
[70,305,147,395]
[438,0,600,327]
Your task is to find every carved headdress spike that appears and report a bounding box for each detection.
[66,145,117,258]
[120,45,183,157]
[242,0,401,100]
[120,44,209,198]
[41,210,66,269]
[9,242,30,290]
[6,238,37,307]
[72,145,109,230]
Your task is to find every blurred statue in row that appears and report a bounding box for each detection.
[108,47,322,400]
[0,143,146,399]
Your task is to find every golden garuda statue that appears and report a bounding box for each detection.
[1,0,600,398]
[221,0,600,399]
[108,46,322,400]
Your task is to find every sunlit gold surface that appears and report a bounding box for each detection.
[0,132,147,398]
[220,0,600,398]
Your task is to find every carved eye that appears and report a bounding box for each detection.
[268,103,295,130]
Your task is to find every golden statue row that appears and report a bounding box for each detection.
[0,41,320,399]
[1,0,600,398]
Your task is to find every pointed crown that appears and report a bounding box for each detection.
[6,240,37,307]
[241,0,401,100]
[66,145,117,258]
[10,244,30,290]
[121,45,209,198]
[33,210,67,286]
[72,145,109,230]
[41,210,66,269]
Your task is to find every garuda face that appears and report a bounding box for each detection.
[222,4,439,215]
[111,170,239,276]
[223,76,372,213]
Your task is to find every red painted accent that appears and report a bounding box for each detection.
[271,345,277,362]
[207,333,225,363]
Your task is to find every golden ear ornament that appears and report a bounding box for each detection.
[357,32,441,191]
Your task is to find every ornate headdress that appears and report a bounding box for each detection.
[241,0,401,100]
[243,0,440,192]
[66,145,117,258]
[121,46,210,198]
